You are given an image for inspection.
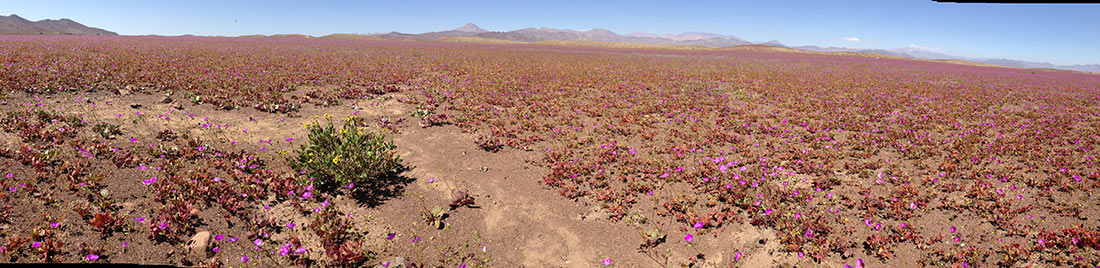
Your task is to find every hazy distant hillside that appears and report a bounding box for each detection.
[0,14,116,35]
[794,45,1099,73]
[374,23,752,48]
[972,59,1100,73]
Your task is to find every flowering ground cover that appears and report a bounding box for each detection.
[1,35,1099,267]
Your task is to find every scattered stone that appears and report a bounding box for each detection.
[131,104,142,109]
[161,96,173,104]
[371,256,405,268]
[449,189,474,209]
[186,231,211,257]
[116,86,132,96]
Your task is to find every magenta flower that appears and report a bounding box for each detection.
[286,223,296,229]
[602,258,612,266]
[950,226,957,233]
[693,222,704,229]
[241,256,249,262]
[142,177,157,185]
[684,234,694,243]
[134,217,146,222]
[86,254,99,261]
[411,236,421,243]
[31,241,41,248]
[386,233,395,240]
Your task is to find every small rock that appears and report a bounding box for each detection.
[116,86,131,96]
[451,189,468,202]
[372,256,405,268]
[186,231,211,257]
[131,104,142,109]
[161,96,173,104]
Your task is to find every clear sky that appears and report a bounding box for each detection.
[2,0,1098,65]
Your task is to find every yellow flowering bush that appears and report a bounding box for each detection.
[290,119,404,193]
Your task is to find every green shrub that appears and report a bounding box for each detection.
[291,118,404,193]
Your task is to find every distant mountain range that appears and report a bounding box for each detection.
[0,14,116,35]
[0,15,1093,73]
[373,23,754,48]
[366,23,1097,73]
[794,45,1100,73]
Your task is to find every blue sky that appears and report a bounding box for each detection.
[2,0,1098,65]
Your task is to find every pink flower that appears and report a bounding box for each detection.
[142,177,157,185]
[693,222,704,229]
[135,217,146,222]
[86,254,99,261]
[602,258,612,266]
[684,234,694,243]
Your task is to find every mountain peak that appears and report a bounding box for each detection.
[0,13,117,35]
[455,23,487,33]
[761,40,786,47]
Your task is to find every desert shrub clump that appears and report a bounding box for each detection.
[291,118,404,193]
